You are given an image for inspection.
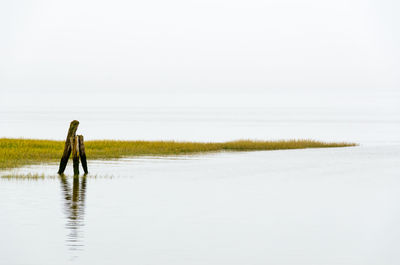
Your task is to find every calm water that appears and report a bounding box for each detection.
[1,91,400,264]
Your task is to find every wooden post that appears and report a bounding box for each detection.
[78,135,88,174]
[58,120,79,174]
[71,136,79,176]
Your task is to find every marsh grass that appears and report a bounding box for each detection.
[0,173,113,180]
[0,138,356,170]
[0,173,50,180]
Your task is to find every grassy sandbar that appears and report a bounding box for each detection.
[0,138,356,170]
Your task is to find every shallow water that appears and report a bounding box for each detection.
[1,90,400,264]
[1,145,400,265]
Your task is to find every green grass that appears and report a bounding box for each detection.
[0,138,357,170]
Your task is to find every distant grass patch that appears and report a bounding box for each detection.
[0,138,356,170]
[0,173,49,180]
[0,173,111,180]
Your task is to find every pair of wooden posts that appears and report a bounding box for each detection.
[58,120,88,175]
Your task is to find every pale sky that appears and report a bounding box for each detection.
[0,0,399,95]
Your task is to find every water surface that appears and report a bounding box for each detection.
[1,145,400,265]
[1,90,399,264]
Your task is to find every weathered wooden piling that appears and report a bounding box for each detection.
[78,135,88,174]
[58,120,79,174]
[71,136,80,176]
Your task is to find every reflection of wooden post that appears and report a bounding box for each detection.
[58,120,79,174]
[78,135,88,174]
[71,136,79,176]
[59,174,87,250]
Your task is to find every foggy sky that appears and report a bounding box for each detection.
[0,0,399,93]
